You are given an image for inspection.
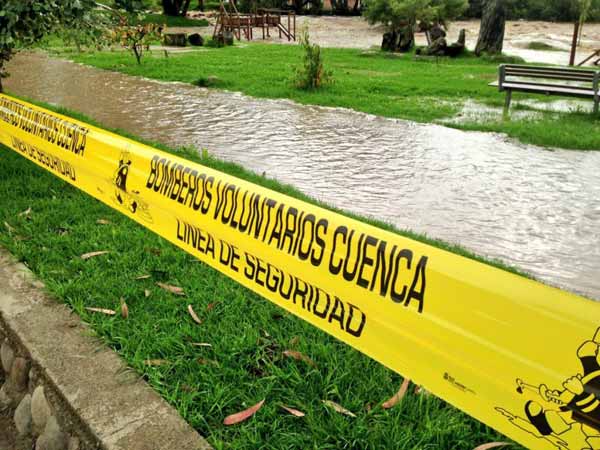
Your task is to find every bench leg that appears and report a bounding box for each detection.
[503,90,512,115]
[594,97,599,115]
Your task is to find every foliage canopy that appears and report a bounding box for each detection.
[0,0,96,90]
[364,0,468,31]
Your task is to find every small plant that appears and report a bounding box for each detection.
[193,76,221,87]
[294,28,332,90]
[111,16,162,64]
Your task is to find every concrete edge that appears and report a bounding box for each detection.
[0,247,213,450]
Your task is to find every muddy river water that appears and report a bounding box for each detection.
[4,53,600,300]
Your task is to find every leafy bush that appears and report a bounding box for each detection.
[294,28,332,90]
[111,16,162,64]
[193,75,221,86]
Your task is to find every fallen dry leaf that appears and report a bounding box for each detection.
[19,207,32,217]
[191,342,212,348]
[144,359,169,366]
[80,251,109,260]
[144,289,151,298]
[281,405,305,417]
[473,443,511,450]
[156,282,185,296]
[382,378,411,409]
[322,400,356,417]
[120,298,129,319]
[289,336,300,347]
[84,307,116,316]
[223,400,265,425]
[188,304,202,325]
[283,350,316,368]
[4,221,14,233]
[135,274,151,280]
[96,219,111,225]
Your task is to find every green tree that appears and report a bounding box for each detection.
[363,0,467,52]
[111,18,161,64]
[0,0,95,92]
[59,8,116,53]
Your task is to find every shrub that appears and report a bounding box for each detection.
[111,16,162,64]
[294,29,332,90]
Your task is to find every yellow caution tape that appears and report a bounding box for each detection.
[1,93,599,449]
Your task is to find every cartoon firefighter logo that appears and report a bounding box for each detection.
[112,152,152,223]
[496,327,600,450]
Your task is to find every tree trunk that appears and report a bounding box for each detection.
[0,76,3,94]
[475,0,505,56]
[162,0,179,16]
[181,0,192,16]
[381,25,414,53]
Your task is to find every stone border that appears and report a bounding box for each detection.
[0,248,212,450]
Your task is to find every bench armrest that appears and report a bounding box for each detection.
[498,64,506,92]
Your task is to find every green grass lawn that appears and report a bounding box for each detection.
[136,13,210,27]
[0,102,524,450]
[65,42,600,150]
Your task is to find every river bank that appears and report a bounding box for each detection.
[38,39,599,151]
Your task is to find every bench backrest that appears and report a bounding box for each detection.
[499,64,600,94]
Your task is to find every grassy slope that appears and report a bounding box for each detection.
[0,102,524,450]
[136,13,210,27]
[68,43,600,150]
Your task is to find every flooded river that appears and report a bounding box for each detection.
[290,18,600,65]
[5,53,600,300]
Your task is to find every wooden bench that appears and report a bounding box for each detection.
[489,64,600,114]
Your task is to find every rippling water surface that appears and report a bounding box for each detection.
[5,53,600,299]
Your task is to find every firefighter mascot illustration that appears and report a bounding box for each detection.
[111,152,152,223]
[497,327,600,449]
